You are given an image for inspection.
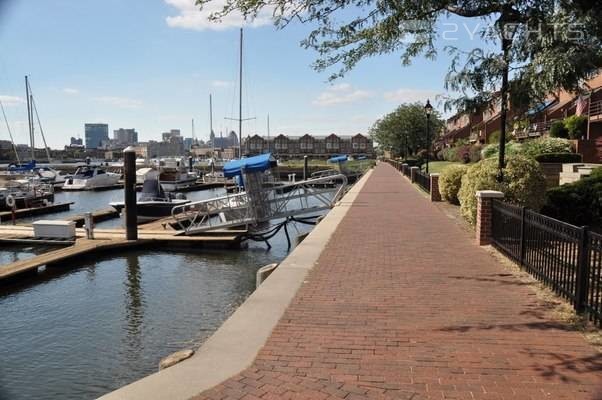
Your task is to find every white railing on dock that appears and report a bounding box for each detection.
[172,174,348,235]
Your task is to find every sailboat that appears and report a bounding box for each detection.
[0,76,55,208]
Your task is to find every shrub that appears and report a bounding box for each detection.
[549,121,569,138]
[521,137,573,158]
[541,172,602,226]
[564,115,588,139]
[534,152,582,163]
[481,141,523,159]
[487,130,501,144]
[458,156,547,225]
[468,144,482,163]
[439,164,469,205]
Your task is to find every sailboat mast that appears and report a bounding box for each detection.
[25,75,35,161]
[209,93,214,152]
[0,100,20,164]
[238,27,243,158]
[267,114,270,153]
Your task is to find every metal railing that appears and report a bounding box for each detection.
[589,99,602,118]
[415,170,430,194]
[172,174,348,235]
[492,200,602,326]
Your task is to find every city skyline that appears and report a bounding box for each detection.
[0,1,469,149]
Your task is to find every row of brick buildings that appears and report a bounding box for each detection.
[436,74,602,162]
[243,133,375,159]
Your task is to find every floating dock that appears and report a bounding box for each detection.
[66,207,120,227]
[0,202,74,222]
[0,226,244,283]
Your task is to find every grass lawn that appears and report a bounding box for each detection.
[421,161,465,174]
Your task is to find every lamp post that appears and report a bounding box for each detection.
[424,99,433,174]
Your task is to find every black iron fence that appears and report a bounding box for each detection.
[402,164,410,177]
[415,170,430,194]
[492,199,602,326]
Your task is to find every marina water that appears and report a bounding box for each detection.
[0,187,312,400]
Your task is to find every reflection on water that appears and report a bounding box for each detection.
[0,218,311,400]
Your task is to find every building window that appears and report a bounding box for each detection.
[326,141,339,150]
[352,142,359,149]
[300,142,313,150]
[275,141,288,150]
[360,142,366,149]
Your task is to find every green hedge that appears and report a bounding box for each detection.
[458,156,547,225]
[534,152,583,163]
[439,164,469,205]
[541,168,602,226]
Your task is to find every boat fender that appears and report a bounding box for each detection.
[6,195,15,209]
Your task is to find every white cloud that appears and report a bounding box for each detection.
[211,80,233,88]
[164,0,273,31]
[0,95,25,106]
[93,96,143,109]
[62,88,79,95]
[383,88,440,103]
[312,84,373,106]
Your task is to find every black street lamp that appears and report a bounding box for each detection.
[424,99,433,174]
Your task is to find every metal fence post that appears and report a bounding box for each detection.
[519,207,526,266]
[575,226,590,313]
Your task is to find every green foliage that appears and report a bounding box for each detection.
[487,130,502,144]
[458,156,547,225]
[521,137,573,158]
[563,115,588,139]
[534,153,582,163]
[468,144,482,163]
[549,120,569,138]
[369,103,443,157]
[542,171,602,226]
[481,141,523,159]
[439,164,469,205]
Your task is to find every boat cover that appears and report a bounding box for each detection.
[8,160,36,172]
[328,155,348,163]
[223,153,276,178]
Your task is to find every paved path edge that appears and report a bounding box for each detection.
[97,168,374,400]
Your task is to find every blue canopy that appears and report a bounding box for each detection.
[8,160,36,172]
[223,153,276,178]
[328,155,348,164]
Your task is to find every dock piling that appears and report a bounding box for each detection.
[84,212,94,239]
[303,156,308,180]
[124,147,138,240]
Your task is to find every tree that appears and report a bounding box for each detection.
[196,0,602,178]
[369,103,443,158]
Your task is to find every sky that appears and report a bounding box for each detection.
[0,0,484,149]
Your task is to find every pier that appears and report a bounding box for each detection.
[102,163,601,400]
[0,202,73,222]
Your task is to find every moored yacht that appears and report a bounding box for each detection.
[158,158,199,192]
[109,178,189,223]
[63,166,120,190]
[0,178,54,210]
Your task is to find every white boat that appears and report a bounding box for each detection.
[0,178,54,210]
[34,167,70,188]
[158,158,199,192]
[136,167,159,185]
[63,166,120,190]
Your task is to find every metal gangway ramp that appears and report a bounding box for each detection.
[171,157,348,235]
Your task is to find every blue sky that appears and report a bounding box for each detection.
[0,0,481,149]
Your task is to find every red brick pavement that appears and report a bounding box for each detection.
[192,163,602,400]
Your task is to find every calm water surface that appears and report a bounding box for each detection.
[0,187,314,400]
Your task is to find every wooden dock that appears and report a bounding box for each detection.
[0,202,74,222]
[0,225,244,283]
[66,207,120,227]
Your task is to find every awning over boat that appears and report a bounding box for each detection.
[328,155,348,163]
[223,153,276,177]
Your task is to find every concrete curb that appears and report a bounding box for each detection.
[98,169,373,400]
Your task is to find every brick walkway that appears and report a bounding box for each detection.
[192,163,601,400]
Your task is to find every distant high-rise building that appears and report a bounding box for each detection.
[85,123,109,149]
[70,137,83,146]
[162,129,181,142]
[113,128,138,146]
